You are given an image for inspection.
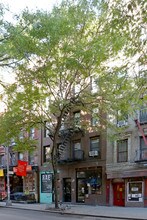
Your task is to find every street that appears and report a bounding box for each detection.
[0,208,129,220]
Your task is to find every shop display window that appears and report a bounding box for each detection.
[127,181,143,202]
[76,168,102,198]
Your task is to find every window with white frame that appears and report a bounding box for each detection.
[127,181,143,202]
[117,139,128,162]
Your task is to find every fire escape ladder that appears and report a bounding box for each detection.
[135,119,147,146]
[58,97,84,159]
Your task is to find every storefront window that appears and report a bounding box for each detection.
[77,169,102,197]
[85,170,102,195]
[127,181,143,202]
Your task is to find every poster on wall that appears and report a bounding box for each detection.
[41,173,52,193]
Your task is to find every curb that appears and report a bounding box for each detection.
[1,205,147,220]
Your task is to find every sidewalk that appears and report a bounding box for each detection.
[0,201,147,220]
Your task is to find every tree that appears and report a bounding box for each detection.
[0,0,146,208]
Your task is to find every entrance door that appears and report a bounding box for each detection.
[113,183,125,206]
[77,178,85,203]
[63,178,71,202]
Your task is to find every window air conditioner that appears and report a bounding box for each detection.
[89,150,98,157]
[117,120,128,127]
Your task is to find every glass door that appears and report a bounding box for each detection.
[77,178,85,203]
[63,178,71,202]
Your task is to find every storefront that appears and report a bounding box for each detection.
[76,168,102,204]
[0,170,6,200]
[40,171,53,204]
[107,170,147,207]
[58,165,106,206]
[10,165,38,202]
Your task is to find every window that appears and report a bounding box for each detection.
[140,106,147,123]
[74,111,80,127]
[140,136,147,148]
[117,111,128,127]
[44,122,51,138]
[73,141,83,160]
[10,153,17,166]
[18,152,23,160]
[76,168,102,196]
[91,108,99,126]
[90,137,100,151]
[91,76,99,94]
[43,145,51,163]
[29,128,35,139]
[74,141,81,151]
[127,181,143,202]
[140,136,147,160]
[29,153,35,165]
[117,139,128,162]
[0,155,5,166]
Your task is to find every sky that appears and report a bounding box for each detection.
[0,0,62,22]
[0,0,62,111]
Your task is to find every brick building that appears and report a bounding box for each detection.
[106,105,147,207]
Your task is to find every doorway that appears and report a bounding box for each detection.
[76,178,85,203]
[113,182,125,206]
[63,178,71,202]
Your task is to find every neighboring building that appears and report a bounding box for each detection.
[106,104,147,207]
[38,123,53,204]
[0,128,39,202]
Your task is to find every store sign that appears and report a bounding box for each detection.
[41,173,52,193]
[16,160,28,176]
[13,165,32,173]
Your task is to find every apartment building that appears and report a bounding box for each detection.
[106,104,147,207]
[40,116,107,205]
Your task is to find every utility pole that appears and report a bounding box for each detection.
[5,146,12,206]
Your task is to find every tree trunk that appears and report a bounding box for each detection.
[51,142,59,208]
[52,157,59,208]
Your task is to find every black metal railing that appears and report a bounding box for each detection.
[58,150,84,164]
[73,150,84,160]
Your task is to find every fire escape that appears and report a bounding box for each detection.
[58,98,84,164]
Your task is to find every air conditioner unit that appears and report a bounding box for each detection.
[89,150,98,157]
[117,120,128,127]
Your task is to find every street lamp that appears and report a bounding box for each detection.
[5,145,12,206]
